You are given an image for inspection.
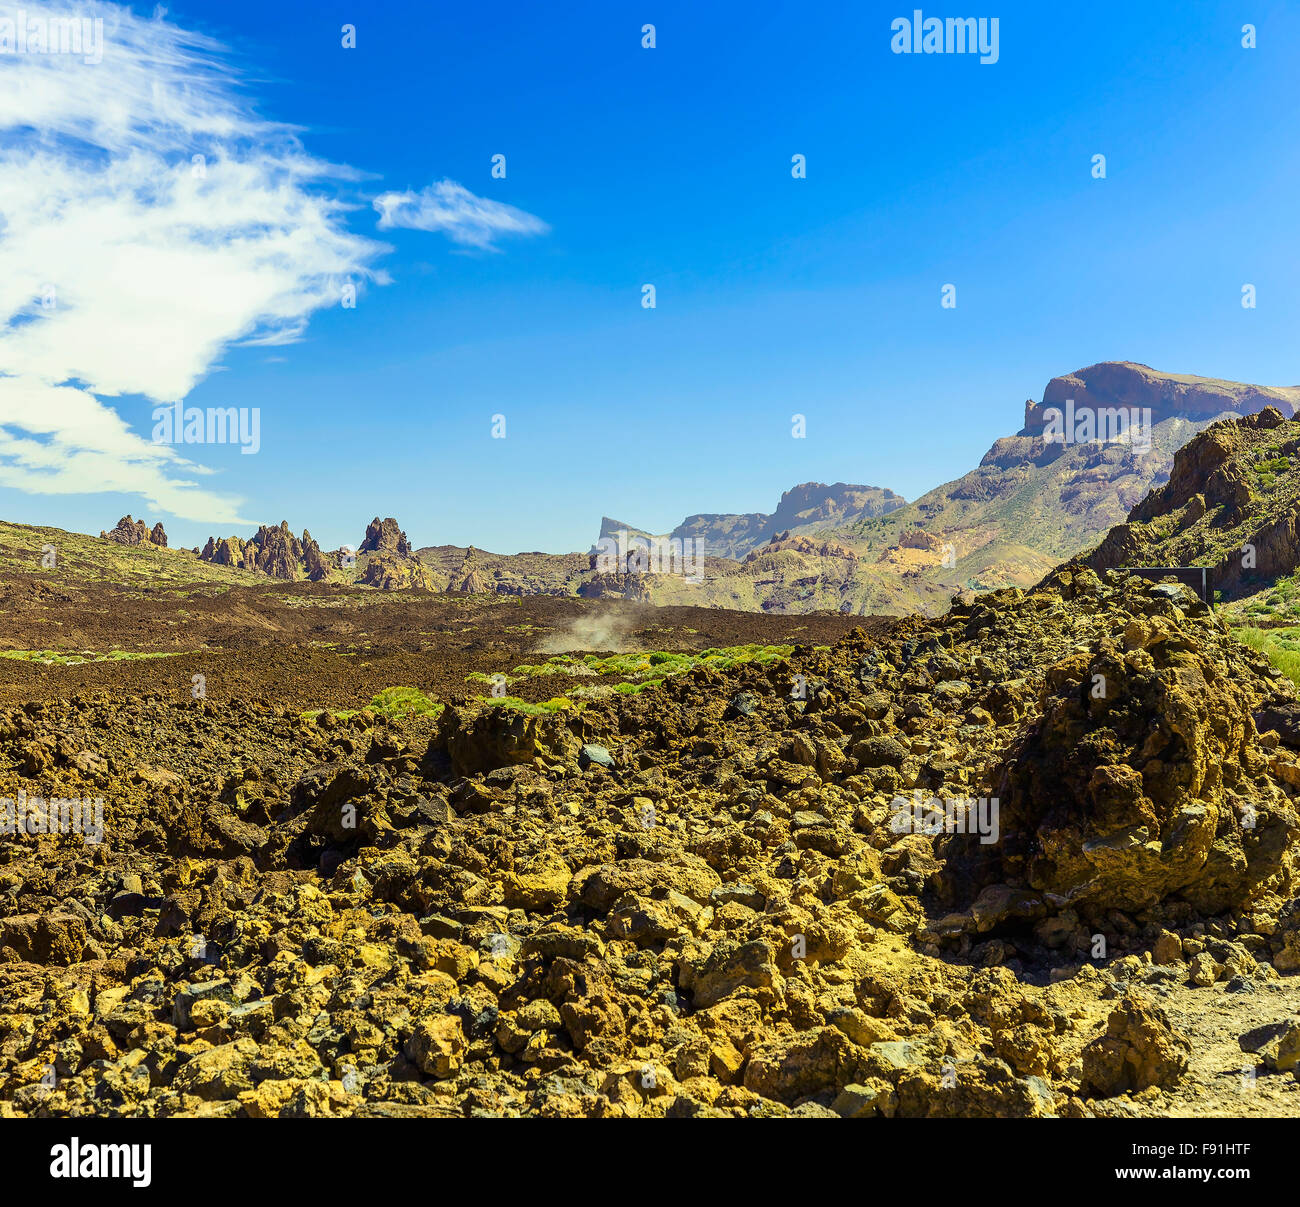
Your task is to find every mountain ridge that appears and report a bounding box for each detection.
[596,481,906,561]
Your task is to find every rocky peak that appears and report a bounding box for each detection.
[197,521,320,580]
[360,517,413,557]
[100,516,167,547]
[301,530,329,582]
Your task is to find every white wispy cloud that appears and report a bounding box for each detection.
[0,1,388,525]
[374,179,550,251]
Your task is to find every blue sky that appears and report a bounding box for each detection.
[3,0,1300,552]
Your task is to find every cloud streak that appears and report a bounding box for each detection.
[0,2,388,524]
[374,179,550,251]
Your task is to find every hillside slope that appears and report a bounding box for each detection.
[1084,406,1300,601]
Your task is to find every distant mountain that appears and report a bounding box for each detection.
[1021,362,1300,433]
[596,481,906,560]
[74,363,1300,619]
[847,362,1300,593]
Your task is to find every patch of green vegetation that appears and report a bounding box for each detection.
[1233,625,1300,687]
[540,643,792,680]
[300,707,358,722]
[484,695,583,716]
[301,685,443,724]
[465,643,798,713]
[613,679,663,694]
[505,658,596,679]
[1253,455,1291,492]
[1234,571,1300,623]
[368,686,442,719]
[474,643,795,692]
[0,649,178,666]
[563,680,662,701]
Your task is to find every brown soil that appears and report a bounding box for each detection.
[0,577,888,710]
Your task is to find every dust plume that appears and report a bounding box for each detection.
[536,612,638,653]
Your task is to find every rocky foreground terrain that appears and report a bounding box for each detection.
[4,564,1300,1117]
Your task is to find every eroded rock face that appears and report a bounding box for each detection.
[199,521,311,579]
[354,519,431,589]
[576,570,652,603]
[101,516,167,547]
[361,553,432,591]
[359,517,413,557]
[200,534,243,567]
[199,523,333,583]
[301,531,329,582]
[249,523,306,579]
[1086,408,1300,598]
[446,547,488,594]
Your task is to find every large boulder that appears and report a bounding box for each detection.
[439,702,581,775]
[0,912,88,965]
[944,608,1298,916]
[1081,994,1190,1097]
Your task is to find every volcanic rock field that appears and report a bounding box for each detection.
[4,561,1300,1118]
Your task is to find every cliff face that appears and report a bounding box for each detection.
[1022,362,1300,434]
